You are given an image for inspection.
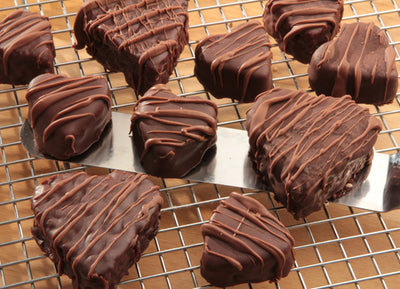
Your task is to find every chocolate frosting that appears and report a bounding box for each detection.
[194,21,273,103]
[201,192,295,287]
[130,84,218,178]
[308,21,398,106]
[31,170,163,289]
[263,0,343,64]
[0,10,55,85]
[246,88,382,219]
[26,73,112,160]
[74,0,189,95]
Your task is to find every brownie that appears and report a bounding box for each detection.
[130,84,218,178]
[246,88,382,219]
[201,192,295,287]
[263,0,343,64]
[194,21,273,103]
[308,22,398,106]
[74,0,189,95]
[31,170,163,289]
[25,73,112,160]
[0,10,55,85]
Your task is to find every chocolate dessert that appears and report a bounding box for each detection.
[308,22,398,106]
[194,21,273,103]
[0,10,55,85]
[263,0,343,64]
[246,88,382,219]
[74,0,189,95]
[201,192,295,287]
[31,170,163,289]
[130,84,218,178]
[25,73,112,160]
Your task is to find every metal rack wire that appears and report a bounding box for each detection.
[0,0,399,288]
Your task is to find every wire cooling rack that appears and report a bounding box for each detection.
[1,0,400,288]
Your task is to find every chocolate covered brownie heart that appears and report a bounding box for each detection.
[195,21,273,103]
[130,84,218,178]
[74,0,189,95]
[31,170,163,289]
[0,10,55,85]
[308,21,398,105]
[263,0,343,64]
[246,88,382,219]
[25,73,112,160]
[201,192,295,287]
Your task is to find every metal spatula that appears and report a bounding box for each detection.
[20,111,400,212]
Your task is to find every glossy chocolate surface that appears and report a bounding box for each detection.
[246,88,382,218]
[201,192,295,287]
[194,21,273,103]
[74,0,189,95]
[308,22,398,105]
[0,10,55,85]
[130,84,218,178]
[263,0,343,64]
[31,170,163,289]
[26,73,112,160]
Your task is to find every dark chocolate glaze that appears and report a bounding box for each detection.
[130,84,218,178]
[201,192,295,287]
[74,0,189,95]
[26,73,112,160]
[194,21,273,103]
[263,0,343,64]
[308,22,398,106]
[31,170,163,289]
[246,88,382,219]
[0,10,55,85]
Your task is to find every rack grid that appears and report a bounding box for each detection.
[0,0,400,288]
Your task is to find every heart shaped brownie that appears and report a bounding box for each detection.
[201,192,295,287]
[25,73,112,160]
[263,0,343,64]
[195,21,273,103]
[130,84,218,178]
[74,0,189,95]
[308,22,398,105]
[0,10,55,85]
[246,88,382,218]
[31,170,163,289]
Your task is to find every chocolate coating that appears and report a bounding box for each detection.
[31,170,163,289]
[74,0,189,95]
[26,73,112,160]
[130,84,218,178]
[308,22,398,106]
[194,21,273,103]
[246,88,382,219]
[201,192,295,287]
[263,0,343,64]
[0,10,55,85]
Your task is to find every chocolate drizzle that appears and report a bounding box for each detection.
[74,0,189,95]
[246,88,382,218]
[263,0,343,63]
[26,73,112,160]
[308,21,398,105]
[31,170,163,289]
[201,192,295,287]
[130,84,218,178]
[0,10,55,85]
[194,21,273,103]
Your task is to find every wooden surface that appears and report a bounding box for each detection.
[0,0,400,288]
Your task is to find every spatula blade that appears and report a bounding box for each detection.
[20,111,398,212]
